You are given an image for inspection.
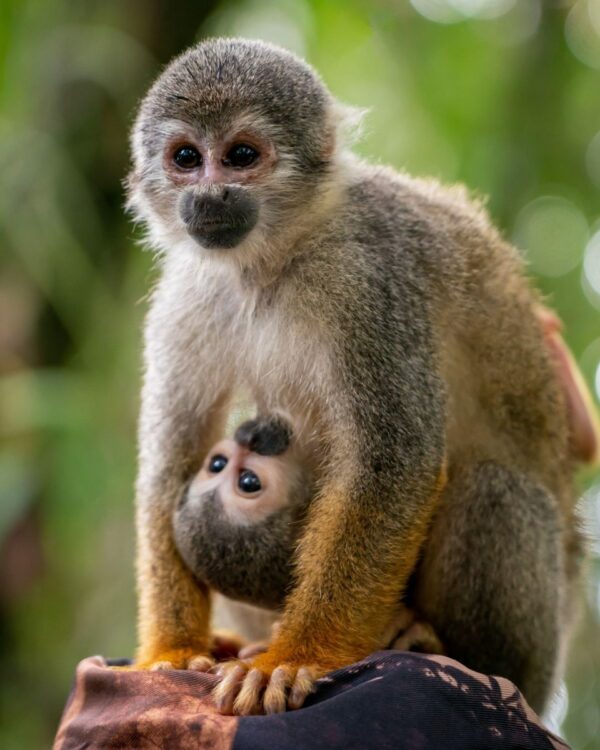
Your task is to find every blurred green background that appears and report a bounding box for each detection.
[0,0,599,747]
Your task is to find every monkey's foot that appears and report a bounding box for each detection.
[237,638,269,660]
[237,620,280,660]
[391,620,444,655]
[135,647,215,672]
[211,630,247,661]
[213,658,322,715]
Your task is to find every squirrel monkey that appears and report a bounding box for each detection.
[126,38,595,715]
[174,317,599,706]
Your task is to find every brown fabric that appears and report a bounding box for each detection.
[54,656,237,750]
[54,652,570,750]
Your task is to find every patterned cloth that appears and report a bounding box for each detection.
[54,651,570,749]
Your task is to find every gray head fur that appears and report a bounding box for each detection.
[126,38,350,261]
[136,38,332,172]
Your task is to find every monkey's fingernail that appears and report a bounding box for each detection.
[150,660,173,671]
[264,666,292,714]
[213,664,247,714]
[289,667,316,710]
[233,668,265,715]
[188,655,213,671]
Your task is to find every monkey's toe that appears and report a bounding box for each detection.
[391,620,444,655]
[136,647,214,671]
[214,662,249,714]
[213,659,320,715]
[238,638,270,660]
[187,654,215,671]
[149,660,175,671]
[262,665,293,714]
[235,667,268,715]
[288,666,318,710]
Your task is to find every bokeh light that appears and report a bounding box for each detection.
[410,0,516,24]
[204,0,312,56]
[513,196,588,278]
[565,0,600,70]
[587,131,600,188]
[584,231,600,295]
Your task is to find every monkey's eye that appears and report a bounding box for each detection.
[223,144,259,169]
[208,454,228,473]
[238,469,262,493]
[173,145,202,169]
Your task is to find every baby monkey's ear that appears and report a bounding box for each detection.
[234,416,293,456]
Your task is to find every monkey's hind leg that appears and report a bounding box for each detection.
[415,461,564,715]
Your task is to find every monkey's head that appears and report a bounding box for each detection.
[173,429,312,609]
[128,38,348,262]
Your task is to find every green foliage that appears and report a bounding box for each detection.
[0,1,599,747]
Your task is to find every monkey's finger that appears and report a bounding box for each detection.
[238,639,269,660]
[187,654,215,671]
[392,621,445,655]
[211,630,247,660]
[233,668,268,715]
[213,664,247,714]
[263,665,294,714]
[149,660,175,671]
[288,666,317,710]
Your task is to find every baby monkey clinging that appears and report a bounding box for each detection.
[128,37,584,716]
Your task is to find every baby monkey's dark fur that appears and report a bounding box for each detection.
[128,37,583,715]
[174,417,308,610]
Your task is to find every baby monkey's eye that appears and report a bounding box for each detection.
[208,454,228,473]
[173,145,202,169]
[238,469,262,493]
[223,144,259,168]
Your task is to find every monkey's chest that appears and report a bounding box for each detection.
[225,309,333,421]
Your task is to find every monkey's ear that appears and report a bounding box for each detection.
[123,170,144,217]
[327,100,369,157]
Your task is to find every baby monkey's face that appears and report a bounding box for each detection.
[173,419,310,608]
[188,438,296,526]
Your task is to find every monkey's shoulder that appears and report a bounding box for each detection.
[343,163,499,248]
[325,162,529,301]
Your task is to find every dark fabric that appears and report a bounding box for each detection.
[54,651,570,750]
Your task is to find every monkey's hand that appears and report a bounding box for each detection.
[134,647,215,672]
[391,620,445,655]
[213,653,325,715]
[134,631,247,672]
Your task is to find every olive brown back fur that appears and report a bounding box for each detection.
[127,37,581,715]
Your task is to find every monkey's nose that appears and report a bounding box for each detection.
[179,190,229,224]
[178,186,259,250]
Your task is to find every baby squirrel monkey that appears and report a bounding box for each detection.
[127,37,597,715]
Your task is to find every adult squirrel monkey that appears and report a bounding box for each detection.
[126,38,597,715]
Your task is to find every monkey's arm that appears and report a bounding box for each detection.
[216,325,446,713]
[134,286,233,670]
[135,383,231,669]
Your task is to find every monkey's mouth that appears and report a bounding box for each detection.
[187,220,256,250]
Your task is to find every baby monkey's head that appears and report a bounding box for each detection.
[173,416,312,610]
[127,38,341,260]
